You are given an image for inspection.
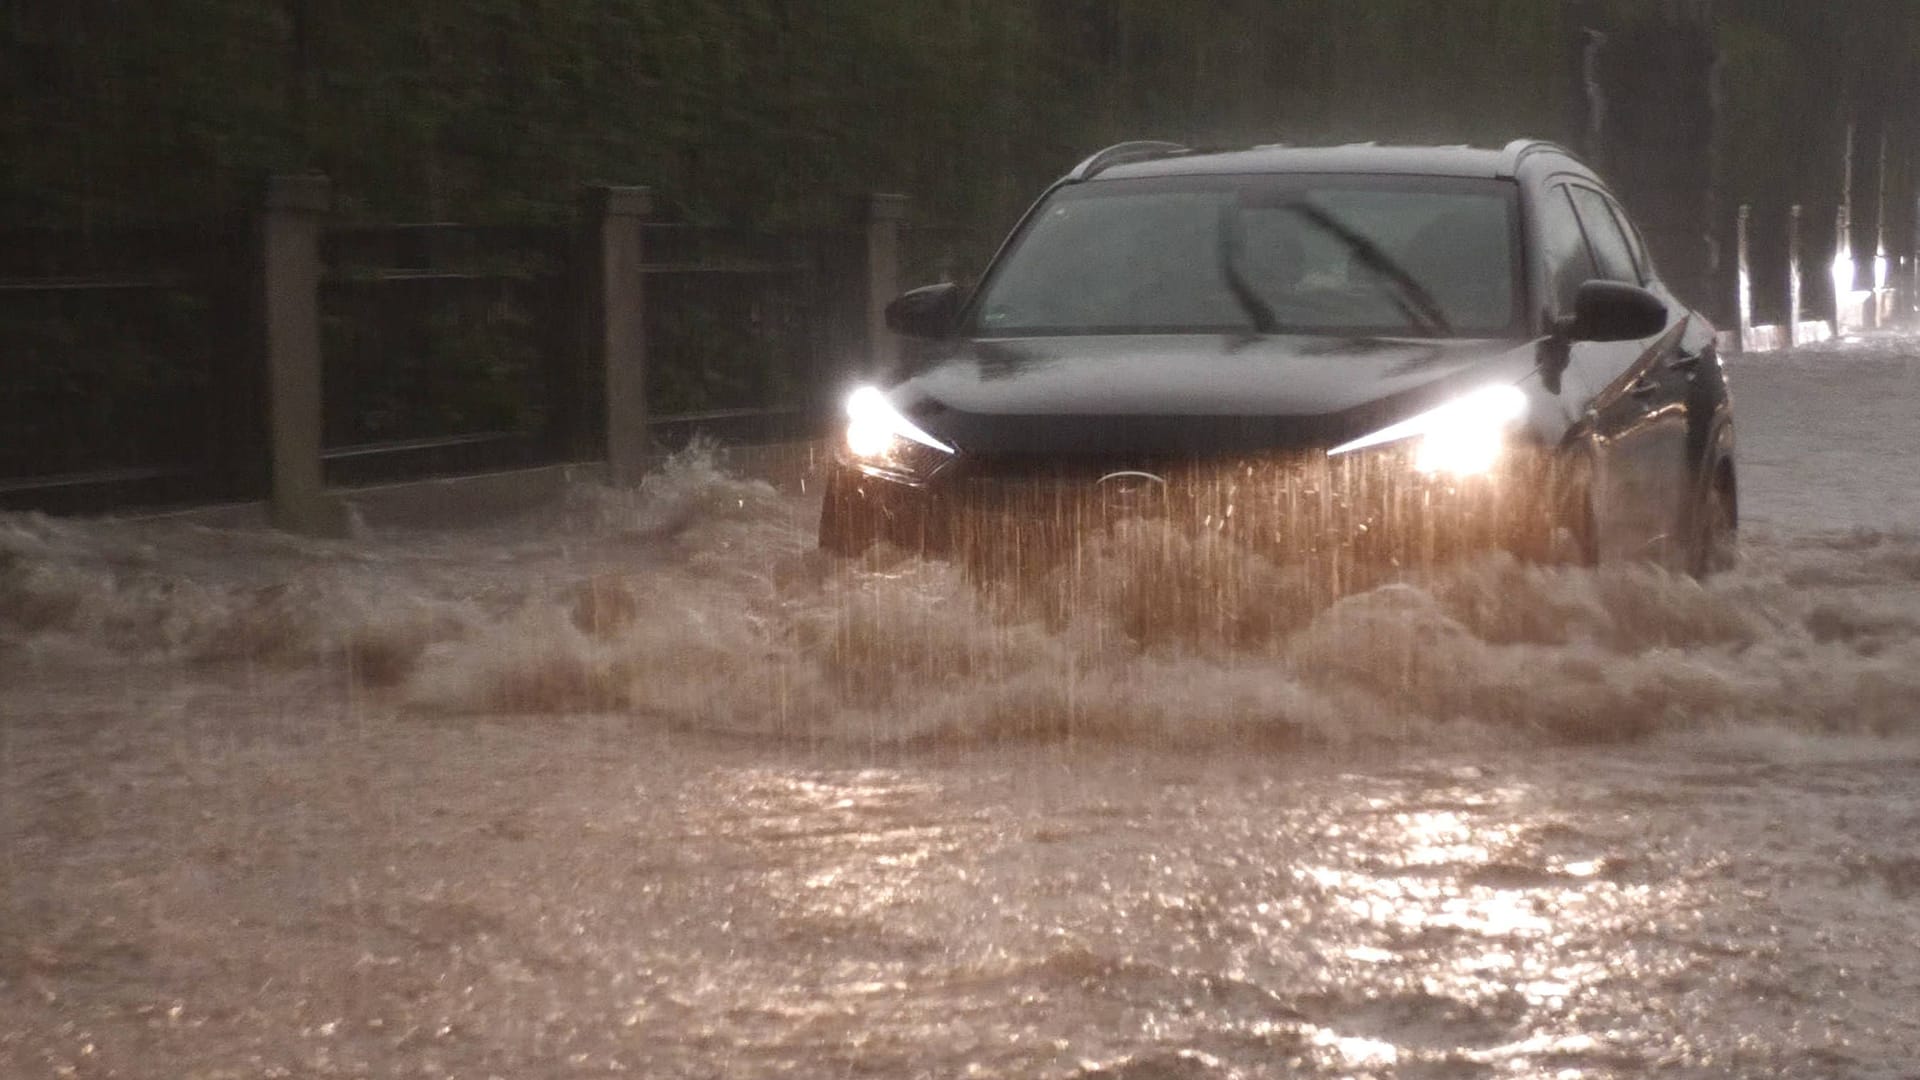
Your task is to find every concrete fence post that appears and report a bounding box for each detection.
[1734,204,1752,353]
[1833,203,1855,334]
[863,194,909,377]
[1868,134,1890,327]
[260,174,346,536]
[587,185,653,486]
[1787,204,1804,347]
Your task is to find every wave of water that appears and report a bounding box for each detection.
[4,450,1917,746]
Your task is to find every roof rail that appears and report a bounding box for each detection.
[1066,140,1190,181]
[1499,138,1581,175]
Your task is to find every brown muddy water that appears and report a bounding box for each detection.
[3,339,1920,1078]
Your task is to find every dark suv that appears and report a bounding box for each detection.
[821,140,1737,578]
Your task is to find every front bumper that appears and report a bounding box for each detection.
[820,445,1555,570]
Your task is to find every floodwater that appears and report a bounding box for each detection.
[3,337,1919,1078]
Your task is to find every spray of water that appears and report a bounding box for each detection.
[3,448,1916,746]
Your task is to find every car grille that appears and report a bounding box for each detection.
[922,446,1540,564]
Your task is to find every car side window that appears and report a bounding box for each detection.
[1568,186,1639,285]
[1537,185,1594,318]
[1604,195,1655,283]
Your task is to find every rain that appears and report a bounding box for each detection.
[6,4,1920,1077]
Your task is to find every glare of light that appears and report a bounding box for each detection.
[1831,251,1855,301]
[1310,1027,1400,1068]
[843,385,953,461]
[1395,810,1505,866]
[1329,383,1528,478]
[845,386,900,458]
[1292,787,1698,1070]
[1414,417,1512,478]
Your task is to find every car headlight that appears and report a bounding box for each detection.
[840,386,954,480]
[1328,383,1528,478]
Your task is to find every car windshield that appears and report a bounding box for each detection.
[971,174,1521,338]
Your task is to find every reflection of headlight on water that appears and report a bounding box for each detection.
[1329,384,1528,479]
[842,386,954,478]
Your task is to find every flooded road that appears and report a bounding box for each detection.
[4,337,1920,1077]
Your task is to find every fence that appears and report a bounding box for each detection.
[1721,121,1919,353]
[1722,199,1916,355]
[0,179,938,528]
[640,221,862,453]
[0,224,258,513]
[318,222,580,487]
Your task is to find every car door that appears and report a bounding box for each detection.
[1603,189,1721,521]
[1564,184,1691,561]
[1533,183,1641,558]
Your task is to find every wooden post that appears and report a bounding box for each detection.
[260,174,346,536]
[587,185,652,486]
[1734,204,1752,353]
[863,193,908,377]
[1787,204,1803,347]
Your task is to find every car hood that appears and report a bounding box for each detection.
[890,334,1543,457]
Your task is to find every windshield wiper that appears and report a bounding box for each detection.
[1216,205,1282,335]
[1283,202,1453,337]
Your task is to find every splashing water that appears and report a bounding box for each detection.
[4,418,1917,750]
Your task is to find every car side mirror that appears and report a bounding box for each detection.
[1566,280,1668,342]
[885,283,963,340]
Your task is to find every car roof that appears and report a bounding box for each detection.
[1082,141,1589,184]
